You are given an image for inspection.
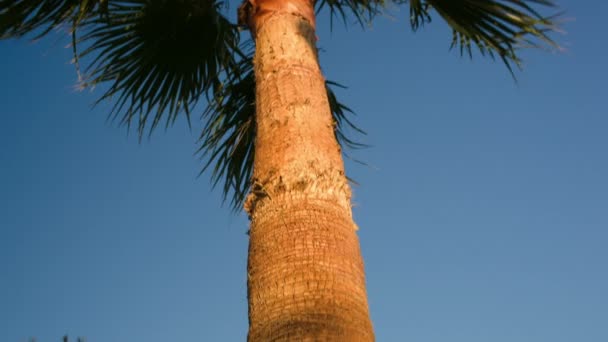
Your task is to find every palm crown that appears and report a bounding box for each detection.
[1,0,560,209]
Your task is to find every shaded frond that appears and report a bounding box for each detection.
[199,49,365,211]
[315,0,384,28]
[408,0,561,74]
[326,80,367,150]
[0,0,105,39]
[76,0,240,137]
[199,53,256,212]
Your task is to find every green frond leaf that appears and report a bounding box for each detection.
[0,0,107,40]
[198,53,256,212]
[76,0,240,138]
[199,47,365,211]
[316,0,384,28]
[407,0,561,75]
[326,80,368,149]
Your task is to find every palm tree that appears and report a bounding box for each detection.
[1,0,561,340]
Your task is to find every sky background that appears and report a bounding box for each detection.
[1,1,607,341]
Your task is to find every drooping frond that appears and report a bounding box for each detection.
[0,0,105,39]
[408,0,561,74]
[199,54,256,211]
[315,0,384,28]
[75,0,240,137]
[199,49,365,211]
[326,80,367,151]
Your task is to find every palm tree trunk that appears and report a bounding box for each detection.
[242,1,374,340]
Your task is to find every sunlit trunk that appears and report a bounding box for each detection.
[240,0,374,340]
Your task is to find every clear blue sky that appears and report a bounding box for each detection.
[1,1,606,341]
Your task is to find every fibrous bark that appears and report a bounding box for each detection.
[241,1,374,340]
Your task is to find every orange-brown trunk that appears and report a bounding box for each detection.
[241,1,375,340]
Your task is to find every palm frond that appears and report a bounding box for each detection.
[326,80,367,150]
[199,49,365,211]
[0,0,107,39]
[408,0,561,74]
[76,0,240,137]
[315,0,384,28]
[199,54,256,211]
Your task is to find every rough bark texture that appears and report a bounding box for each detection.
[243,3,375,341]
